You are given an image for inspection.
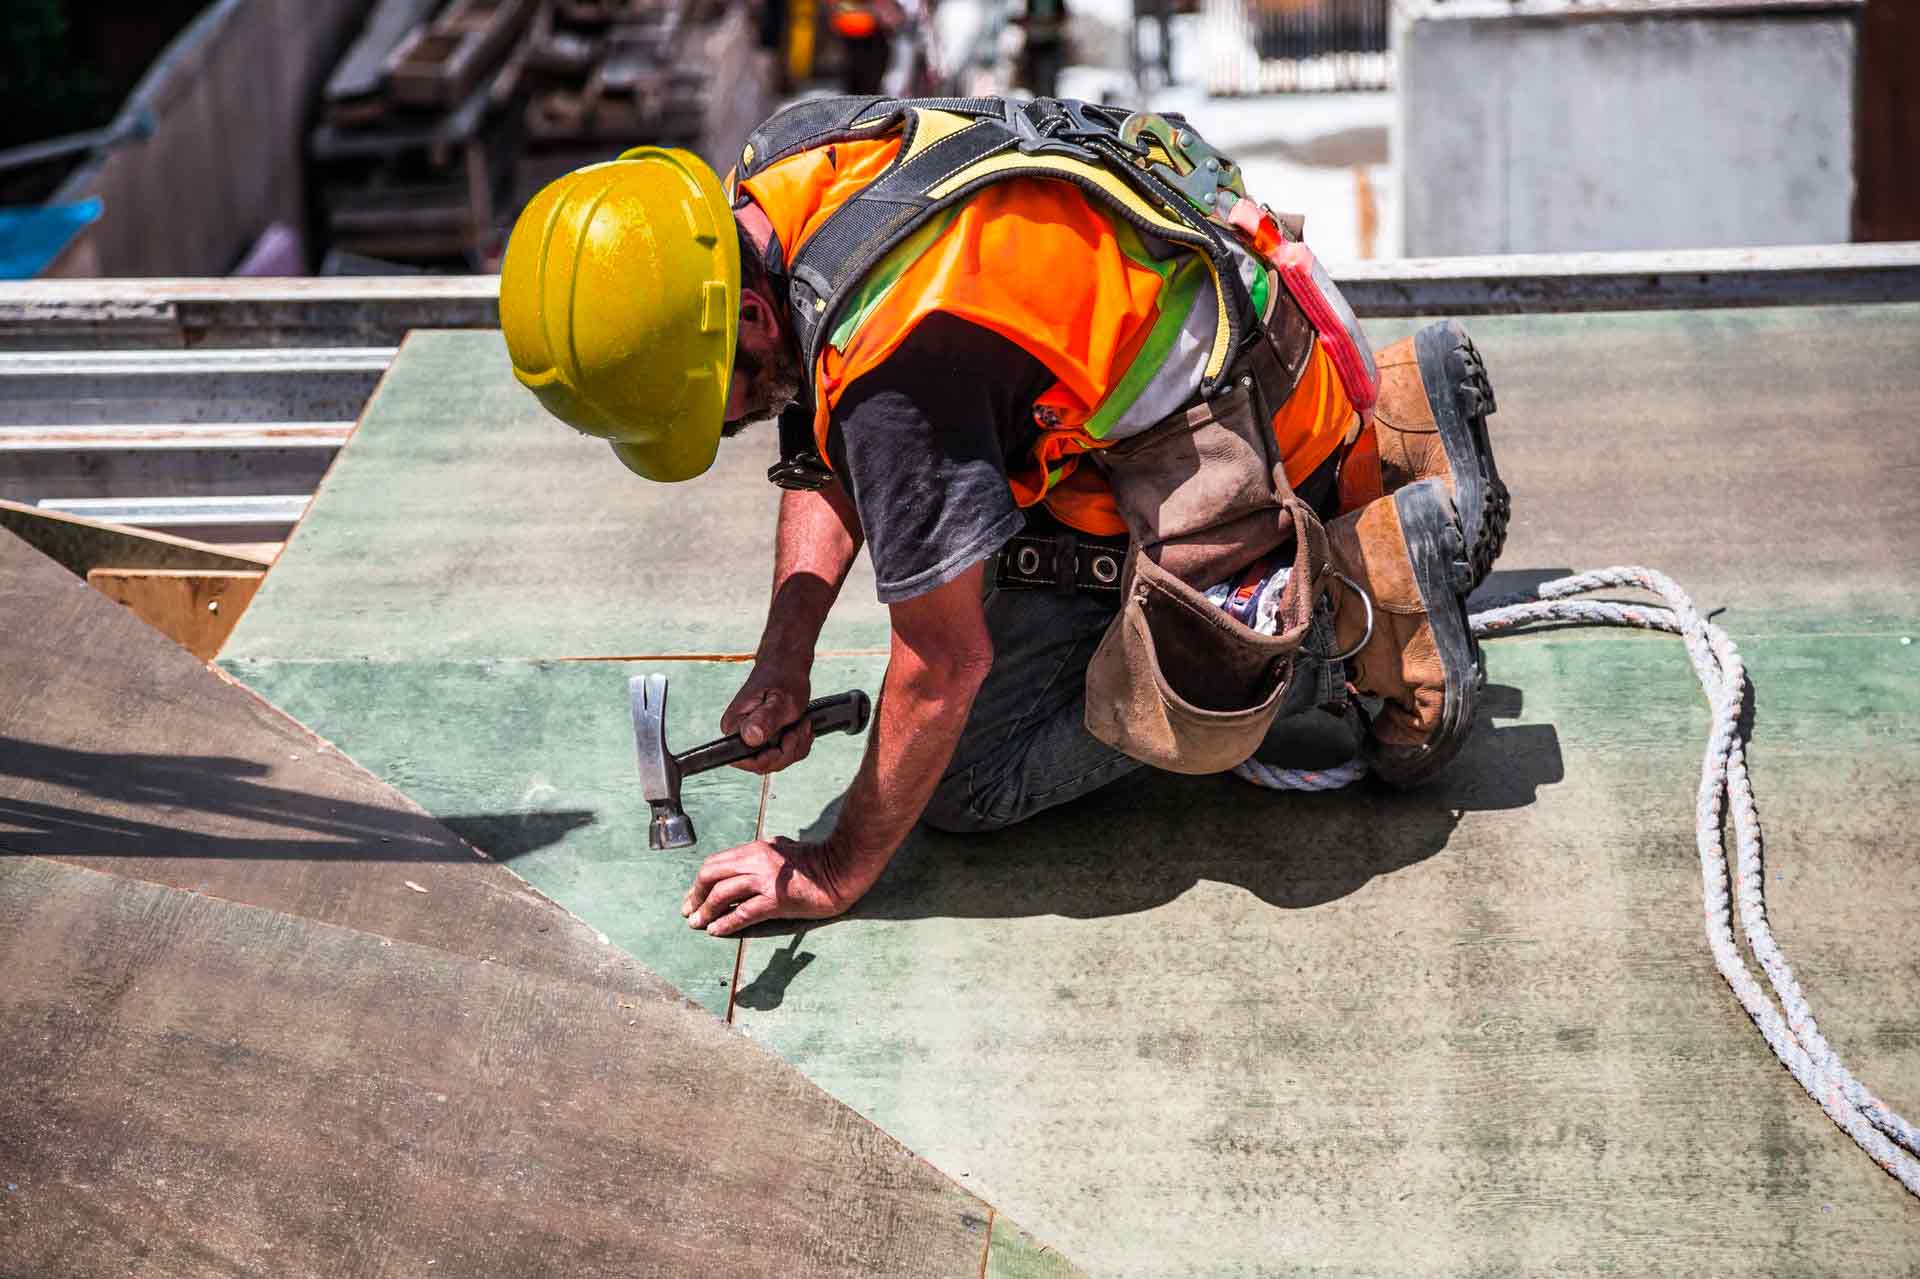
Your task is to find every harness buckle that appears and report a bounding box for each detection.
[767,403,835,491]
[1116,112,1246,217]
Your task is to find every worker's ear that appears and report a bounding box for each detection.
[739,283,781,348]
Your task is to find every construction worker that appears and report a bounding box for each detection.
[500,96,1509,937]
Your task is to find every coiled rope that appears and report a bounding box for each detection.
[1233,566,1920,1196]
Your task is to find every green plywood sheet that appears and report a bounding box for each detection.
[219,330,890,663]
[1392,303,1920,633]
[986,1214,1088,1279]
[732,638,1920,1277]
[223,308,1920,668]
[220,657,761,1016]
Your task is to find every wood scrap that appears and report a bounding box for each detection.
[85,569,266,661]
[386,0,538,110]
[326,0,447,127]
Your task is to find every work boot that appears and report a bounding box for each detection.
[1337,319,1510,590]
[1324,479,1482,786]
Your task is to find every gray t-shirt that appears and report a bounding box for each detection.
[825,312,1056,603]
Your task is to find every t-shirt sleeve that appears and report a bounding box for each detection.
[826,313,1052,604]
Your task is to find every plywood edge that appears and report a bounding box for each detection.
[0,497,274,575]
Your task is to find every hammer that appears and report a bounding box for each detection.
[630,673,872,851]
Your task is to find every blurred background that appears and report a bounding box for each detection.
[0,0,1913,281]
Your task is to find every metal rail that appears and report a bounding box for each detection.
[0,244,1913,351]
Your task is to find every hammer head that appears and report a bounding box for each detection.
[631,674,697,850]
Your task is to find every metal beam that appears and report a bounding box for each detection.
[0,424,351,501]
[35,495,311,545]
[1336,243,1920,316]
[0,348,392,426]
[0,245,1915,350]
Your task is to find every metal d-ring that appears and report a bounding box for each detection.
[1314,570,1372,663]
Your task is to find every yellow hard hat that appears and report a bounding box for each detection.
[500,147,740,482]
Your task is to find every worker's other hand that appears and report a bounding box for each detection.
[680,835,870,936]
[721,662,813,774]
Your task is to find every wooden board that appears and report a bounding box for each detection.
[86,568,264,660]
[0,497,271,577]
[326,0,446,106]
[0,858,1002,1279]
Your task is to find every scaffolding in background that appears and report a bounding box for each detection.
[1203,0,1391,95]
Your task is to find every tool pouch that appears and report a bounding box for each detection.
[1084,343,1334,774]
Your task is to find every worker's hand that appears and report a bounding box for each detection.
[680,835,873,936]
[721,661,814,775]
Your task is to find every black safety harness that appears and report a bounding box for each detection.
[738,94,1319,596]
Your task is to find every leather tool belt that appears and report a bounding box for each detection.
[1082,317,1346,775]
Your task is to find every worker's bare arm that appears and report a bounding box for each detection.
[684,563,994,934]
[722,481,865,773]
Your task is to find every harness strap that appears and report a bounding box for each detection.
[744,94,1261,399]
[785,116,1021,368]
[994,529,1126,595]
[741,96,893,176]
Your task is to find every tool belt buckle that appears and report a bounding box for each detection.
[1117,112,1246,217]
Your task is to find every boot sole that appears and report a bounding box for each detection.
[1414,320,1510,591]
[1367,479,1482,788]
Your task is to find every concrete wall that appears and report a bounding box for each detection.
[1397,6,1858,256]
[50,0,373,277]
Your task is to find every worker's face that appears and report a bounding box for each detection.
[723,285,801,437]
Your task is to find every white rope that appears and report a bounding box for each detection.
[1230,566,1920,1196]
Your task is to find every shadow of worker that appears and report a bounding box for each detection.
[0,736,594,865]
[772,683,1562,929]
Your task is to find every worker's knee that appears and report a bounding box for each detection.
[920,765,1021,834]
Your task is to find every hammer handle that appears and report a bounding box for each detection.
[674,689,872,779]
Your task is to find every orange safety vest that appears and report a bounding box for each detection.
[737,134,1355,536]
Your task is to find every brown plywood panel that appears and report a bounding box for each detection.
[0,857,995,1278]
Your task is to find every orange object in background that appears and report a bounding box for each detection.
[828,0,883,37]
[830,5,878,36]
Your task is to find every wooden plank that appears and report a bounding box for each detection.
[325,0,446,115]
[0,497,271,576]
[386,0,538,109]
[0,857,1003,1278]
[85,568,265,661]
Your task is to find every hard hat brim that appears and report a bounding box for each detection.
[609,432,719,483]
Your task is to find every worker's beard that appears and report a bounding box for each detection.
[722,342,804,438]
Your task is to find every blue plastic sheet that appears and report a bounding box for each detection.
[0,198,103,279]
